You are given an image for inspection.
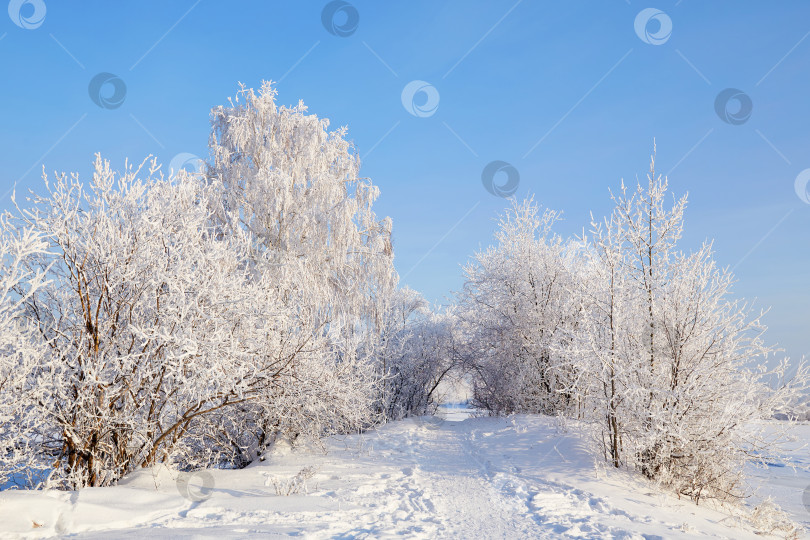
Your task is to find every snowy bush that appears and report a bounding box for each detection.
[749,498,801,538]
[9,157,355,487]
[457,198,582,416]
[0,218,49,489]
[374,287,459,421]
[269,465,319,496]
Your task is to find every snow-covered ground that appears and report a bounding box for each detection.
[1,409,808,539]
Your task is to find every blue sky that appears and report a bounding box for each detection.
[1,0,808,363]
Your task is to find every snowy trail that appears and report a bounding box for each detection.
[1,414,808,538]
[390,420,539,538]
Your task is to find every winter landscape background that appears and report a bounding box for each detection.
[1,1,809,538]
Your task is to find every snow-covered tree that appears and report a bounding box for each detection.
[11,158,269,486]
[204,81,399,443]
[206,81,396,341]
[570,150,809,502]
[572,203,633,468]
[0,218,49,488]
[374,288,459,421]
[458,198,582,416]
[457,149,808,504]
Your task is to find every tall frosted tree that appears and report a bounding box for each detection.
[573,150,808,502]
[205,82,401,428]
[575,201,633,468]
[206,81,396,332]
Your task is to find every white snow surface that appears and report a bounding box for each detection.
[1,409,808,539]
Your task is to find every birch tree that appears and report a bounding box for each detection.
[204,81,398,443]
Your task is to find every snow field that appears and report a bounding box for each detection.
[2,413,807,538]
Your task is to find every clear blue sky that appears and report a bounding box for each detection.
[1,0,808,363]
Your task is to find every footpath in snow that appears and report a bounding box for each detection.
[1,410,808,539]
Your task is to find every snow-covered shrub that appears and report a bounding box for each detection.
[269,465,318,496]
[10,157,315,487]
[0,219,49,489]
[374,288,458,421]
[457,198,582,416]
[749,498,801,538]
